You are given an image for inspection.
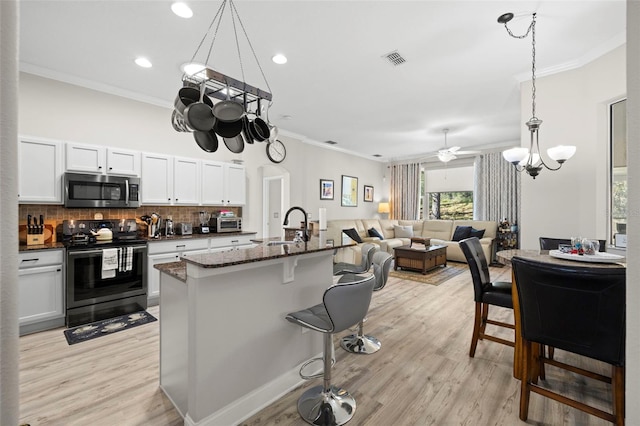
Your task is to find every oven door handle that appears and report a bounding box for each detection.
[67,245,146,257]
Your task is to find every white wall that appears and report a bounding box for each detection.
[519,45,626,249]
[18,73,386,233]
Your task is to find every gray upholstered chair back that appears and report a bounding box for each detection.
[361,243,378,270]
[324,274,375,333]
[371,251,393,291]
[459,237,491,303]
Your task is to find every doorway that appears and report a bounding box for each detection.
[261,164,290,240]
[263,176,283,239]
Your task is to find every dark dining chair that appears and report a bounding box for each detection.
[511,256,625,425]
[539,236,606,252]
[459,237,514,357]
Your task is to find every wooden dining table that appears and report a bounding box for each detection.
[495,249,626,379]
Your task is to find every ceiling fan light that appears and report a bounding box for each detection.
[502,147,528,164]
[547,145,576,163]
[438,152,455,163]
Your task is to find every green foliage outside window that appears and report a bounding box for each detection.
[428,191,473,220]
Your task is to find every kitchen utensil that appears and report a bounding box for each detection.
[91,227,113,241]
[212,83,244,123]
[165,218,174,236]
[27,214,32,234]
[183,81,215,132]
[171,109,191,132]
[265,101,279,142]
[174,85,213,115]
[241,93,254,144]
[194,129,219,152]
[223,135,245,154]
[213,117,243,138]
[249,99,270,142]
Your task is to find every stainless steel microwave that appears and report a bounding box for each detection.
[64,173,140,208]
[210,217,242,233]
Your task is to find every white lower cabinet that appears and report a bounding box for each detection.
[147,239,209,305]
[18,249,65,335]
[147,234,256,305]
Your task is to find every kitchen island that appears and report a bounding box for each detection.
[156,236,351,426]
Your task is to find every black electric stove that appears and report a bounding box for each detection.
[61,219,148,327]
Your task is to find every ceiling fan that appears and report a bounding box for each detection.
[425,129,481,163]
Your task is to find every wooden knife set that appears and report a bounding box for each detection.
[22,214,52,246]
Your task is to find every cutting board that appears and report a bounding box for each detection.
[19,223,56,244]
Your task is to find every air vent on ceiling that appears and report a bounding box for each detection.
[382,50,406,66]
[372,154,382,157]
[324,140,338,145]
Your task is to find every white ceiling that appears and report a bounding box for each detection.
[19,0,626,162]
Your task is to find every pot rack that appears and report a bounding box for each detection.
[182,67,272,109]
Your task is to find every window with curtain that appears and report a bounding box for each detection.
[610,99,627,243]
[420,166,474,220]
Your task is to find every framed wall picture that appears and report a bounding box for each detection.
[320,179,334,200]
[341,175,358,207]
[364,185,374,202]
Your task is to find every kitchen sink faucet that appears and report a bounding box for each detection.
[283,206,310,242]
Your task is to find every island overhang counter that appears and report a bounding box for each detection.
[156,237,352,426]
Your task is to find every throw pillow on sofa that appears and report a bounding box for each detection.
[368,228,384,240]
[452,225,472,241]
[393,225,414,238]
[342,228,363,243]
[470,228,485,238]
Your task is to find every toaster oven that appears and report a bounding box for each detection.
[211,217,242,233]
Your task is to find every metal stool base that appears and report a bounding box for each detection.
[297,384,356,425]
[340,333,381,354]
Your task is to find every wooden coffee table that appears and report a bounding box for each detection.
[393,244,447,274]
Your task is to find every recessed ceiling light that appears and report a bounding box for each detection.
[135,57,152,68]
[272,54,287,65]
[181,62,206,76]
[171,2,193,19]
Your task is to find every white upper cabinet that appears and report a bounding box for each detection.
[173,157,200,205]
[66,142,105,174]
[201,161,225,205]
[225,163,246,205]
[106,148,141,176]
[18,136,64,204]
[201,161,246,206]
[141,154,200,206]
[141,153,174,205]
[66,142,140,176]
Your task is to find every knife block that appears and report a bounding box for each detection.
[26,232,45,246]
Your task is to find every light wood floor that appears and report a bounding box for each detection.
[19,264,614,426]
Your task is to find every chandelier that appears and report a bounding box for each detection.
[498,12,576,179]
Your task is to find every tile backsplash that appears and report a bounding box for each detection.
[18,205,242,227]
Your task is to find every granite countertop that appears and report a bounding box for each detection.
[154,237,353,282]
[18,231,258,251]
[183,237,349,269]
[19,242,65,252]
[154,261,188,282]
[144,231,256,243]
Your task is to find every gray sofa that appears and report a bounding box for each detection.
[327,218,497,264]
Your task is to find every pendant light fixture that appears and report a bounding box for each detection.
[498,12,576,179]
